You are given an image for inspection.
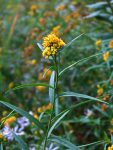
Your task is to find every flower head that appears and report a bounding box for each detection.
[95,39,102,47]
[0,133,3,139]
[109,40,113,48]
[3,116,16,126]
[103,51,110,61]
[107,145,113,150]
[97,85,103,96]
[42,33,65,59]
[17,117,30,132]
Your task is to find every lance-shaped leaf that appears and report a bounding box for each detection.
[49,135,80,150]
[0,143,3,150]
[0,96,44,130]
[58,92,109,105]
[5,83,54,94]
[37,43,43,51]
[62,33,84,52]
[49,71,55,103]
[59,53,102,77]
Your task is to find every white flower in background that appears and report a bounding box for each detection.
[17,116,30,132]
[29,144,36,150]
[84,109,93,118]
[2,125,24,141]
[46,143,59,150]
[2,116,29,141]
[2,125,14,141]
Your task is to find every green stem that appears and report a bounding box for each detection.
[43,56,59,150]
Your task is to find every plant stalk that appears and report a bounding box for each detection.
[43,56,59,150]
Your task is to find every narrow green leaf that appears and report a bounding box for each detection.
[55,98,59,116]
[42,66,56,78]
[49,71,55,103]
[104,144,107,150]
[52,100,92,124]
[111,135,113,144]
[13,133,28,150]
[85,11,101,18]
[59,53,102,77]
[37,43,43,51]
[47,110,69,137]
[49,135,80,150]
[0,96,44,130]
[5,83,54,94]
[58,92,109,105]
[62,33,84,51]
[86,2,107,9]
[78,140,105,148]
[0,143,3,150]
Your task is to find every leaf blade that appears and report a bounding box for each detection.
[0,96,44,130]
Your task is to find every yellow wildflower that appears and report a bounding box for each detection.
[43,68,52,77]
[103,51,110,61]
[34,114,38,119]
[46,103,52,110]
[36,86,46,92]
[95,40,102,48]
[37,103,52,113]
[102,95,109,101]
[8,82,14,89]
[31,59,37,65]
[42,33,65,59]
[107,145,113,150]
[101,104,108,111]
[97,85,103,96]
[29,5,38,16]
[37,107,43,113]
[30,5,38,12]
[0,133,3,139]
[3,116,16,125]
[38,72,46,81]
[109,40,113,48]
[109,128,113,134]
[51,25,61,36]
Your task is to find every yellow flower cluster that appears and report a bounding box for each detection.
[37,103,52,113]
[0,133,3,139]
[29,5,38,16]
[42,33,65,59]
[109,40,113,48]
[103,51,110,61]
[97,85,103,96]
[36,86,46,92]
[3,116,16,125]
[8,82,14,89]
[108,145,113,150]
[95,39,102,49]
